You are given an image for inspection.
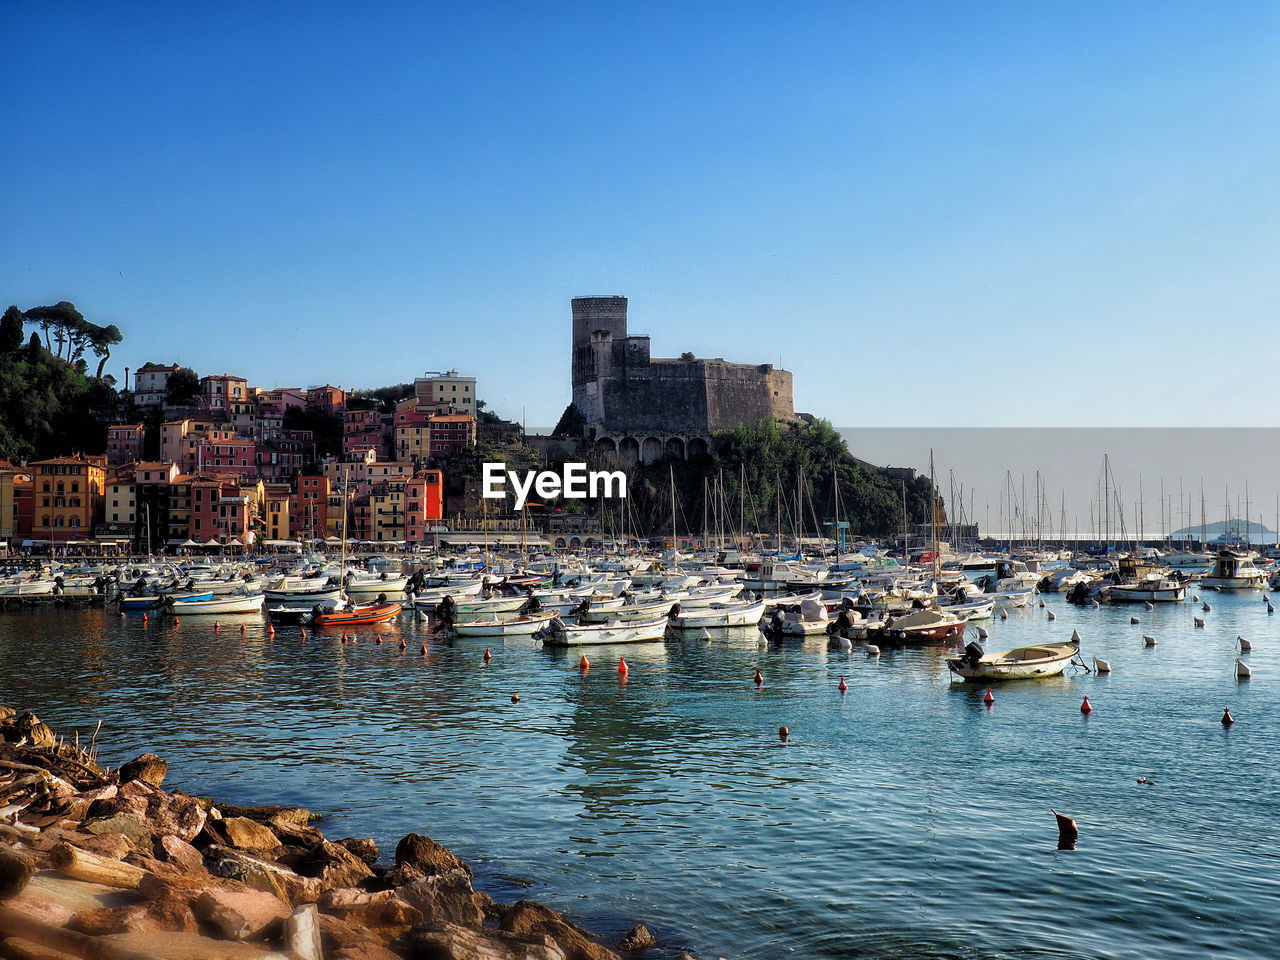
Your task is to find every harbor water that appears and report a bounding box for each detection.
[3,590,1279,959]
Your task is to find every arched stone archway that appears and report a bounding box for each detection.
[687,436,709,458]
[555,537,567,549]
[595,436,618,461]
[641,437,663,464]
[664,436,685,460]
[618,436,640,468]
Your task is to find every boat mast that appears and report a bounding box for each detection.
[670,464,677,553]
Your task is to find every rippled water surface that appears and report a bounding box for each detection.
[4,591,1280,959]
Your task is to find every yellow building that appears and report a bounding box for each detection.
[264,483,292,541]
[371,479,407,542]
[0,465,32,544]
[31,457,106,544]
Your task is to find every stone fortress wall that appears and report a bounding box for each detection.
[569,296,795,465]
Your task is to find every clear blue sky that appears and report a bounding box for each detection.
[3,2,1278,428]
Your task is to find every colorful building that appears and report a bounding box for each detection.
[30,456,106,544]
[106,424,146,465]
[134,362,180,407]
[305,385,345,416]
[199,374,249,416]
[342,408,389,459]
[414,370,476,416]
[428,414,477,457]
[290,474,329,542]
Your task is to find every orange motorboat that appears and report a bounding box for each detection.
[311,601,402,627]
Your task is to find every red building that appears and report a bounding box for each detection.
[290,474,329,541]
[428,414,477,457]
[405,471,444,542]
[306,385,346,416]
[106,424,146,465]
[343,408,389,459]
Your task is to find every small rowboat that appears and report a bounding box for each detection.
[163,593,265,615]
[947,639,1080,681]
[311,601,402,626]
[452,612,559,636]
[536,614,670,646]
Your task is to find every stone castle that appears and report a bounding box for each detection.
[569,296,796,463]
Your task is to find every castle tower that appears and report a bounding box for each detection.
[571,296,628,424]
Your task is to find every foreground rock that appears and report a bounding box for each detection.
[0,705,674,960]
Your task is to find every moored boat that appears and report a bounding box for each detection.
[536,614,669,646]
[947,638,1080,681]
[162,593,266,615]
[311,601,402,626]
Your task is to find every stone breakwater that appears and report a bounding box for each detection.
[0,706,684,960]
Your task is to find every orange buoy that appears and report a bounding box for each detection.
[376,636,382,645]
[268,624,275,637]
[300,628,306,639]
[618,657,629,675]
[483,648,492,663]
[1080,695,1092,714]
[213,620,219,630]
[399,638,406,649]
[779,725,789,741]
[983,687,994,705]
[421,643,427,655]
[1222,708,1234,726]
[754,668,764,687]
[579,654,590,671]
[240,624,245,633]
[838,676,848,693]
[174,617,179,626]
[142,613,148,623]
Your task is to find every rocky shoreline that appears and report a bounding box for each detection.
[0,706,693,960]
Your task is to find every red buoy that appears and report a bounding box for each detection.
[240,623,245,634]
[268,624,275,637]
[1222,708,1234,726]
[212,620,219,630]
[618,657,629,675]
[1080,696,1092,714]
[779,725,789,741]
[838,676,848,693]
[174,617,180,626]
[421,644,427,655]
[376,636,382,645]
[983,687,994,705]
[483,648,492,663]
[754,668,764,687]
[399,638,406,649]
[579,654,590,671]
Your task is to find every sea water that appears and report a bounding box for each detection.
[2,590,1278,959]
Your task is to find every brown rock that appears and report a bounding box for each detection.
[617,923,656,951]
[81,813,152,848]
[77,831,134,860]
[267,814,324,847]
[118,753,167,787]
[156,834,206,873]
[68,899,200,935]
[339,836,380,865]
[219,802,314,827]
[222,816,282,855]
[292,838,375,890]
[395,832,470,878]
[193,886,290,940]
[103,930,286,959]
[407,918,569,960]
[146,792,208,844]
[317,886,423,933]
[5,712,57,748]
[395,867,485,928]
[318,913,408,960]
[204,843,324,906]
[0,843,34,900]
[500,901,622,960]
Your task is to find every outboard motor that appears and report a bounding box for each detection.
[960,641,984,668]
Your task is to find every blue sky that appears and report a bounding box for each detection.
[3,2,1278,430]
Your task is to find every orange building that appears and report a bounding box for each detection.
[30,457,105,544]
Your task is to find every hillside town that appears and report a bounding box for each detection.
[0,366,484,553]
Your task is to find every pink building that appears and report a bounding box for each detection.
[106,424,145,465]
[428,414,477,457]
[306,385,346,416]
[343,409,389,459]
[199,374,249,416]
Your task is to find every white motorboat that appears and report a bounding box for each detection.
[669,599,766,630]
[947,638,1080,681]
[453,612,559,636]
[165,593,266,615]
[537,614,670,645]
[1200,551,1267,591]
[937,597,996,621]
[1105,574,1187,603]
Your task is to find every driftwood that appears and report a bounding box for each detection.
[0,844,34,899]
[48,841,145,889]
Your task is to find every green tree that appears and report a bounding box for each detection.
[0,306,23,353]
[166,366,200,405]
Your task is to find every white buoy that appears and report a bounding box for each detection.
[1143,634,1157,646]
[1091,600,1100,609]
[1071,629,1082,642]
[866,644,881,657]
[1193,594,1200,602]
[1000,609,1008,620]
[699,627,712,642]
[1239,636,1252,653]
[1268,603,1275,615]
[1039,599,1045,608]
[834,634,852,651]
[1094,657,1111,673]
[1194,617,1205,629]
[976,625,989,640]
[1047,610,1055,621]
[1144,602,1154,611]
[1237,659,1252,680]
[1264,593,1270,602]
[1130,616,1140,624]
[1202,601,1211,612]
